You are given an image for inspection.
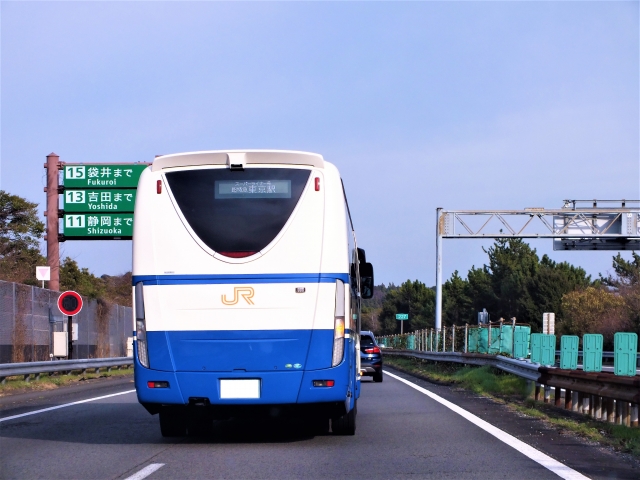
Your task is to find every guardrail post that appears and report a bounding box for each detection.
[511,317,516,357]
[572,392,579,412]
[616,400,623,425]
[544,385,550,404]
[554,387,562,407]
[582,394,590,416]
[464,324,468,353]
[443,326,446,352]
[577,392,583,413]
[452,326,455,352]
[594,396,602,420]
[24,374,30,383]
[565,389,572,410]
[535,383,542,402]
[632,404,638,428]
[607,398,616,423]
[622,402,630,427]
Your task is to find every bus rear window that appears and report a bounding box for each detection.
[165,168,310,256]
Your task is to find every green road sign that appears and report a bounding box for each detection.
[63,164,147,188]
[63,213,133,239]
[396,313,409,320]
[63,189,136,213]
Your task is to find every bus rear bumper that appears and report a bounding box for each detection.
[134,356,351,408]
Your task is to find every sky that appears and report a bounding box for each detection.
[1,1,639,287]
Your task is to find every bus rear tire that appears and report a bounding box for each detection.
[159,407,187,437]
[331,401,356,435]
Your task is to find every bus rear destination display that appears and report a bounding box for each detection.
[215,180,291,199]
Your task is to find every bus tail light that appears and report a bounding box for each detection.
[147,381,169,388]
[135,282,149,368]
[332,280,345,367]
[313,380,335,387]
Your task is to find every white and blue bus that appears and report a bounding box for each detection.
[132,150,374,436]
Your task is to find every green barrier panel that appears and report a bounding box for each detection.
[478,327,489,354]
[531,333,543,363]
[489,327,500,354]
[614,332,638,376]
[407,335,415,350]
[468,329,479,353]
[560,335,579,370]
[582,334,603,372]
[541,334,556,366]
[513,326,530,359]
[499,325,513,355]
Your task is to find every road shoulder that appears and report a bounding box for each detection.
[384,365,640,480]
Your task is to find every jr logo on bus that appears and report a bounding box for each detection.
[221,287,255,305]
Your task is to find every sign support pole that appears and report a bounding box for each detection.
[45,153,61,291]
[435,207,443,332]
[67,315,73,360]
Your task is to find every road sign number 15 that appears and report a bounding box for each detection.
[65,166,85,179]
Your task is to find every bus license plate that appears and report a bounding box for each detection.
[220,379,260,399]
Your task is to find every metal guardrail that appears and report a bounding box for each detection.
[0,357,133,383]
[384,349,640,427]
[387,350,541,381]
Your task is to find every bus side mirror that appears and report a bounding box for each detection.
[360,262,374,299]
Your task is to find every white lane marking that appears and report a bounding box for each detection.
[0,389,136,423]
[384,371,589,480]
[123,464,165,480]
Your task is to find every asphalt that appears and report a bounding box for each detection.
[0,368,637,479]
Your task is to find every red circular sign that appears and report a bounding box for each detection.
[58,291,83,316]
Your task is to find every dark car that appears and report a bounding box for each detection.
[359,331,383,382]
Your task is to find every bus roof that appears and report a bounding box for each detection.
[151,150,324,171]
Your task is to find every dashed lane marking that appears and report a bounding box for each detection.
[385,370,590,480]
[0,389,136,423]
[123,463,165,480]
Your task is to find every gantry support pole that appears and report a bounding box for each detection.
[435,207,443,331]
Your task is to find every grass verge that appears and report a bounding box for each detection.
[0,367,134,396]
[384,355,640,458]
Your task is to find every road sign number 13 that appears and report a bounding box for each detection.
[65,191,85,203]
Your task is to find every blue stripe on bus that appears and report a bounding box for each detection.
[132,273,349,286]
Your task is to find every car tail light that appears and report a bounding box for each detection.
[147,381,169,388]
[364,346,381,354]
[332,280,345,367]
[313,380,335,387]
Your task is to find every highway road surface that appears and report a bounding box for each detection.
[1,368,638,479]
